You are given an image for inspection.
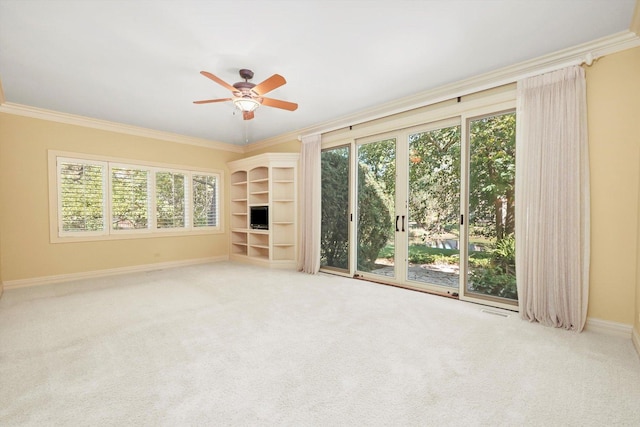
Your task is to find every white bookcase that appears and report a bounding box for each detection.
[227,153,299,268]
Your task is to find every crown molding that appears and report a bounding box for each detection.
[244,129,301,153]
[0,102,244,153]
[297,30,640,139]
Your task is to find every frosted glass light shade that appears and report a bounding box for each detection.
[234,97,260,112]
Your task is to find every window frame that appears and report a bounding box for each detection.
[49,151,223,243]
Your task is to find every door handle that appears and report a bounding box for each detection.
[395,215,400,232]
[401,215,405,232]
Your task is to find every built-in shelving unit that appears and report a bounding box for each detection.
[227,153,299,268]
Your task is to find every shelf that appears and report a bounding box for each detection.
[228,153,298,267]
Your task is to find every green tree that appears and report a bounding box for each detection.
[60,162,104,232]
[156,172,186,228]
[193,174,218,227]
[469,113,516,241]
[408,126,461,240]
[357,140,395,270]
[320,148,393,270]
[111,167,149,229]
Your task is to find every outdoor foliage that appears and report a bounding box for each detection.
[156,172,186,228]
[469,113,516,240]
[356,140,395,271]
[112,167,149,229]
[408,126,461,240]
[320,147,393,270]
[59,160,219,232]
[60,162,104,232]
[320,148,350,269]
[192,175,218,227]
[469,234,517,299]
[319,113,517,299]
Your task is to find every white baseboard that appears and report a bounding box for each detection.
[633,328,640,359]
[585,317,633,339]
[2,255,228,290]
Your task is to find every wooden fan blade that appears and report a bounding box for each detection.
[243,110,255,120]
[200,71,236,92]
[252,74,286,96]
[193,98,232,104]
[261,97,298,111]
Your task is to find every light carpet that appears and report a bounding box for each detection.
[1,262,639,426]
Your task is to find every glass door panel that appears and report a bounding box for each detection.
[356,139,396,278]
[320,145,351,272]
[407,125,461,289]
[467,112,517,302]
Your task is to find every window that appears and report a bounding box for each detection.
[58,159,107,235]
[111,166,150,230]
[51,153,222,241]
[156,171,187,229]
[192,174,218,227]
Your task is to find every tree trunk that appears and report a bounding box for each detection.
[494,197,504,241]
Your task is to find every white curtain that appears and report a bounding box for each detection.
[515,65,590,331]
[298,134,322,274]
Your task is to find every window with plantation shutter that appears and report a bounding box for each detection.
[111,166,150,230]
[156,171,188,229]
[58,159,107,234]
[51,151,222,241]
[192,174,218,227]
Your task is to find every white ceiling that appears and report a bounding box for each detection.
[0,0,636,146]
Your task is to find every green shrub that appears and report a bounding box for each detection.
[469,234,517,299]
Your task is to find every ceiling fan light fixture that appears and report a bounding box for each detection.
[233,97,260,112]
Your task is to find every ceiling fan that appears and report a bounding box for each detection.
[194,69,298,120]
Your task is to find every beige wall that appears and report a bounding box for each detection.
[0,113,243,282]
[585,46,640,325]
[245,138,301,156]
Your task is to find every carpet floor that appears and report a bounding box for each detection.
[1,262,639,426]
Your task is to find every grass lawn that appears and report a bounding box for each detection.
[379,243,491,265]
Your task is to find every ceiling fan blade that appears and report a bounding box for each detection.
[261,97,298,111]
[200,71,236,92]
[193,98,232,104]
[243,111,255,120]
[252,74,286,96]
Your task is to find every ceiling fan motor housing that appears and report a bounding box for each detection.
[238,69,254,80]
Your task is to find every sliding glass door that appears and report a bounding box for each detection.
[319,108,517,310]
[465,112,517,303]
[356,137,397,279]
[407,124,461,290]
[320,145,351,272]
